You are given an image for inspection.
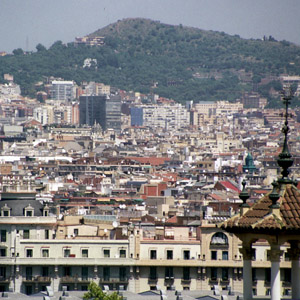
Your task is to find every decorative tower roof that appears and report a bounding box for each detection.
[243,152,257,174]
[220,88,300,236]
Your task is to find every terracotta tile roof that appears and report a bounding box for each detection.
[166,216,178,223]
[208,193,224,201]
[221,184,300,233]
[219,181,240,193]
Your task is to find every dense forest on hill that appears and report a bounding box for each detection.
[1,18,300,105]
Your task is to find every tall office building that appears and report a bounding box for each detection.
[79,95,121,132]
[106,95,121,131]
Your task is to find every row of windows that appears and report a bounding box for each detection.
[211,250,228,260]
[1,208,49,217]
[21,248,127,259]
[150,249,191,260]
[149,266,190,281]
[23,266,127,281]
[17,229,50,240]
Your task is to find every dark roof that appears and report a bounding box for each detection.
[221,184,300,234]
[0,199,44,216]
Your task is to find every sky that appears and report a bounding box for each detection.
[1,0,300,53]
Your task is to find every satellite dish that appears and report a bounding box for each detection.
[112,221,118,228]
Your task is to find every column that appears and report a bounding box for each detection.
[269,247,282,300]
[239,246,252,300]
[14,265,22,293]
[53,265,59,292]
[288,246,300,299]
[93,265,98,284]
[128,266,136,292]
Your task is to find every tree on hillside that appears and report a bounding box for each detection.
[12,48,24,56]
[83,282,123,300]
[36,43,47,52]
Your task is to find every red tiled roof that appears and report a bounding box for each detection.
[221,184,300,233]
[208,193,224,201]
[166,216,178,223]
[219,181,240,193]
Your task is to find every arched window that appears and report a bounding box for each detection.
[210,232,228,245]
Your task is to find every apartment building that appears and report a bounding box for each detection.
[0,190,294,297]
[196,132,242,153]
[131,104,189,130]
[50,81,76,101]
[193,101,243,116]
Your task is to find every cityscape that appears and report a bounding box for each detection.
[1,3,300,300]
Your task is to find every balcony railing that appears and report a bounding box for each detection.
[209,278,219,285]
[148,278,158,284]
[99,278,128,283]
[220,279,230,285]
[60,276,91,283]
[181,278,191,285]
[23,276,51,283]
[0,276,10,282]
[36,276,51,283]
[283,281,291,287]
[210,243,229,249]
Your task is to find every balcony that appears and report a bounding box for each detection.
[209,278,219,285]
[60,276,90,284]
[36,276,51,283]
[210,243,229,250]
[99,278,128,284]
[148,278,158,285]
[220,279,230,286]
[0,276,10,283]
[181,278,191,285]
[282,281,291,288]
[23,276,35,283]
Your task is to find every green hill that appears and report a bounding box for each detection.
[1,18,300,105]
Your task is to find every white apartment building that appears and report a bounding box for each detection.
[196,132,242,153]
[0,83,21,97]
[83,82,111,96]
[193,101,243,115]
[135,104,189,130]
[33,102,76,125]
[50,81,76,101]
[33,106,53,125]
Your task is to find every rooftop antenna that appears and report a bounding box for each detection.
[277,86,294,184]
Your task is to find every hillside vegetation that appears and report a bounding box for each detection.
[1,18,300,105]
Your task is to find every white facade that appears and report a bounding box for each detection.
[0,83,21,96]
[33,106,52,125]
[142,104,189,130]
[50,81,76,101]
[194,101,243,115]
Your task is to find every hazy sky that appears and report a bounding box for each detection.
[1,0,300,53]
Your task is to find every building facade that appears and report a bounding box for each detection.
[79,95,121,132]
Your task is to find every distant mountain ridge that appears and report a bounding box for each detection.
[1,18,300,105]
